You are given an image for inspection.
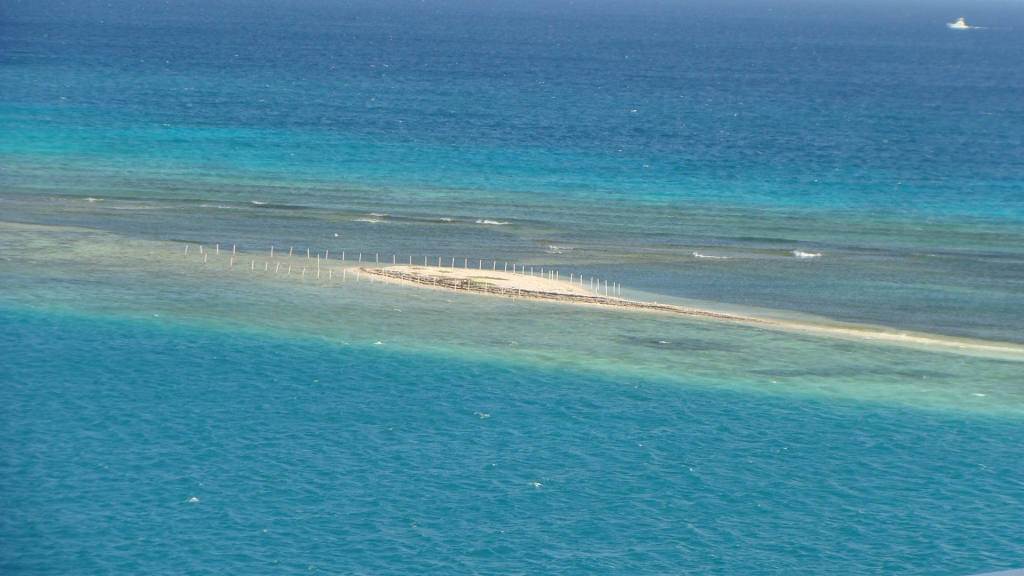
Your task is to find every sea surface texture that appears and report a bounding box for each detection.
[1,1,1023,574]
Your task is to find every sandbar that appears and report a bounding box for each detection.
[363,265,1024,359]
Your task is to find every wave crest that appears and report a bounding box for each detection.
[793,251,822,259]
[693,252,731,259]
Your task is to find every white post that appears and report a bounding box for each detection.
[270,246,274,258]
[204,253,208,263]
[493,261,496,271]
[326,250,329,260]
[265,262,268,272]
[216,244,219,255]
[570,273,573,283]
[230,257,233,268]
[504,262,508,272]
[302,268,306,279]
[330,269,333,280]
[185,245,189,254]
[393,255,396,264]
[288,265,291,275]
[307,248,310,259]
[276,262,280,273]
[234,244,237,255]
[251,260,254,271]
[376,253,379,263]
[342,251,345,261]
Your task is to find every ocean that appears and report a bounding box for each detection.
[1,1,1023,573]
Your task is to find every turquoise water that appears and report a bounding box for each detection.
[3,306,1024,574]
[2,1,1024,573]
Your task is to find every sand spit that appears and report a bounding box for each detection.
[365,265,752,321]
[365,265,1024,359]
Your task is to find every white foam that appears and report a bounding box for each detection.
[354,218,384,223]
[187,497,199,503]
[251,200,267,205]
[693,252,730,259]
[476,219,508,225]
[793,251,822,259]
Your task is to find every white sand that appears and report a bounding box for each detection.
[370,264,603,296]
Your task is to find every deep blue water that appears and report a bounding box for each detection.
[3,1,1024,573]
[3,0,1024,212]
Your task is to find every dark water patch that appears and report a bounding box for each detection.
[247,201,309,211]
[617,334,738,352]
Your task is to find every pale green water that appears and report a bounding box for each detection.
[3,222,1021,415]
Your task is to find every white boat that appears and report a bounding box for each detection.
[948,17,970,29]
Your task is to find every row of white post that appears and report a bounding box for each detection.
[183,243,622,297]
